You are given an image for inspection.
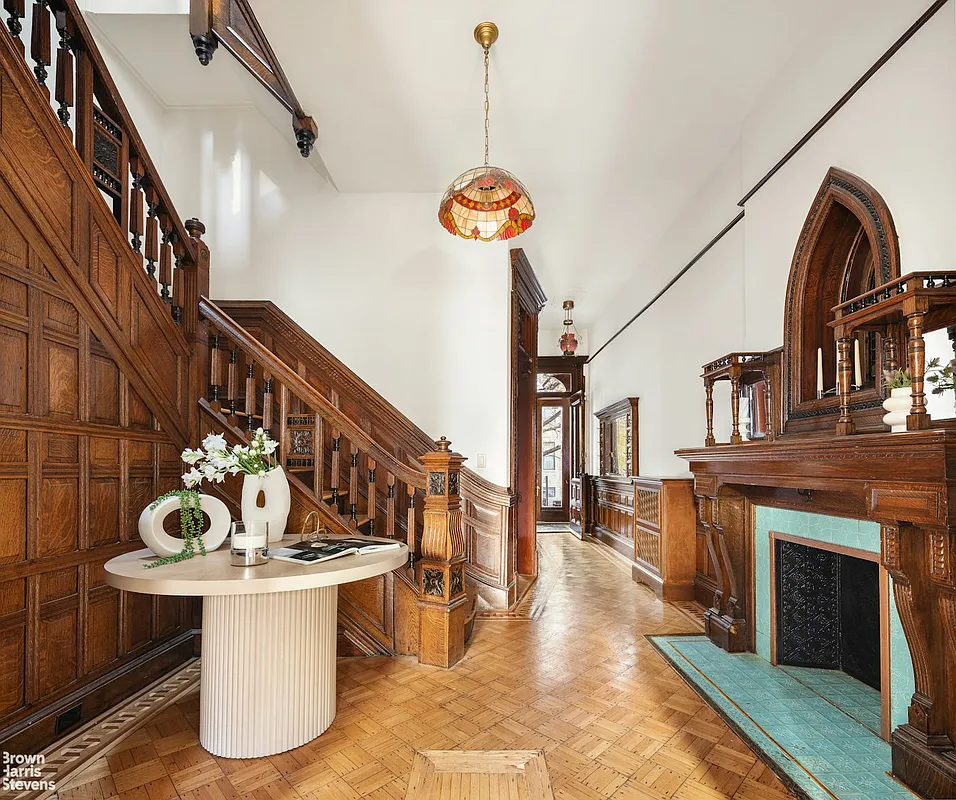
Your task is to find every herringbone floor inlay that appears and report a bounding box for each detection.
[53,533,796,799]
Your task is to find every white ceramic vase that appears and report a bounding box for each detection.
[882,386,911,432]
[241,467,291,543]
[138,494,230,557]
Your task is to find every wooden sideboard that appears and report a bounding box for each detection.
[631,478,696,600]
[586,475,697,599]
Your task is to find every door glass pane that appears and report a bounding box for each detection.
[541,406,564,508]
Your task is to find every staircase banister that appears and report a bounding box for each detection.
[216,300,510,499]
[199,297,427,490]
[49,0,200,267]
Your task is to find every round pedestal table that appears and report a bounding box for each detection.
[104,540,408,758]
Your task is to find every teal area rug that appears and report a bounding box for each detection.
[648,635,917,800]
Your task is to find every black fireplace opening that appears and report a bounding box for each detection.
[775,539,881,690]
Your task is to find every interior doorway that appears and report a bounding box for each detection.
[538,396,570,521]
[510,250,547,579]
[536,356,587,525]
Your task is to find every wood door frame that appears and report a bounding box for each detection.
[510,249,546,578]
[537,396,571,522]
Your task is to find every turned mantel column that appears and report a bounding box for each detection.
[906,311,931,431]
[704,381,716,447]
[836,337,855,436]
[417,438,468,668]
[729,371,743,445]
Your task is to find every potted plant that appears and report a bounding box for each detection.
[882,368,912,432]
[182,429,290,542]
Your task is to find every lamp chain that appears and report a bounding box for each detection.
[483,45,490,167]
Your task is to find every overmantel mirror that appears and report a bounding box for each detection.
[783,167,904,434]
[595,398,639,478]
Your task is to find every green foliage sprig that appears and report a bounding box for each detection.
[144,490,208,569]
[927,357,956,396]
[883,368,912,390]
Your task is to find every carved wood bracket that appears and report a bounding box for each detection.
[189,0,318,157]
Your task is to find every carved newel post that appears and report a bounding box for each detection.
[417,438,468,668]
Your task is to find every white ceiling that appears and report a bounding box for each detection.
[86,1,903,332]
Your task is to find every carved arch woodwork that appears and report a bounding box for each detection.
[783,167,902,433]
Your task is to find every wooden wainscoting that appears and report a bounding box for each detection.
[589,476,635,559]
[631,478,697,601]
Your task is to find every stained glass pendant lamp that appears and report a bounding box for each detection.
[559,300,579,355]
[438,22,535,242]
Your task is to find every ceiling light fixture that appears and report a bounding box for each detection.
[559,300,579,356]
[438,22,535,242]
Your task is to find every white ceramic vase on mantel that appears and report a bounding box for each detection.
[240,466,291,543]
[882,386,911,432]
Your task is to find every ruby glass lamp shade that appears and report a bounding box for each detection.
[439,166,535,242]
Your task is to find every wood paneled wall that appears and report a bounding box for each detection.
[0,33,197,752]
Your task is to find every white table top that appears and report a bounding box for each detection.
[104,538,409,597]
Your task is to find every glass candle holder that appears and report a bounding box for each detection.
[230,520,269,566]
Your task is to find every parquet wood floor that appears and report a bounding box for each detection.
[56,533,796,800]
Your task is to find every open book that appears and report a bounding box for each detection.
[270,537,401,566]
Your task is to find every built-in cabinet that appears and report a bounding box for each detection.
[631,478,696,600]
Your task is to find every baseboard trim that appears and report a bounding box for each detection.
[0,630,196,755]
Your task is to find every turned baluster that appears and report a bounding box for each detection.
[129,159,144,260]
[385,473,396,538]
[330,430,341,508]
[729,374,742,444]
[312,414,324,500]
[4,0,25,52]
[906,311,930,430]
[225,347,238,419]
[158,217,173,303]
[144,193,159,283]
[262,375,273,432]
[30,0,51,92]
[208,333,222,406]
[836,337,855,435]
[171,236,184,324]
[763,379,775,442]
[367,459,376,535]
[244,361,256,433]
[53,10,72,128]
[704,380,716,446]
[406,485,416,565]
[883,332,898,376]
[278,385,290,467]
[348,445,359,525]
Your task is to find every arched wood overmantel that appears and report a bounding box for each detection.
[782,167,902,433]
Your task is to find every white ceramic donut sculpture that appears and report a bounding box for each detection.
[138,494,231,557]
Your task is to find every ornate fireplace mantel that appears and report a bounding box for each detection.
[677,168,956,798]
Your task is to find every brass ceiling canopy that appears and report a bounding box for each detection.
[438,21,535,242]
[473,21,499,49]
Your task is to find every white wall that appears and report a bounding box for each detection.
[587,4,956,476]
[97,45,514,486]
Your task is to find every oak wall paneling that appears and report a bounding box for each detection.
[0,30,200,753]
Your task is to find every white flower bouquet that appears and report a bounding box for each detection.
[181,428,280,488]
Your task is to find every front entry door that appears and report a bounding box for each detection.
[538,397,570,522]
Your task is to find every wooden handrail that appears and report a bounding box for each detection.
[199,297,426,490]
[46,0,199,266]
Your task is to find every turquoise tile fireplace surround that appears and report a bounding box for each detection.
[753,507,915,729]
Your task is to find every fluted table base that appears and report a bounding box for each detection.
[200,585,337,758]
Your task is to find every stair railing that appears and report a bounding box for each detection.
[3,0,202,330]
[200,298,427,558]
[200,298,470,666]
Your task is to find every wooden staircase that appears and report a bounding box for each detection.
[197,299,478,658]
[0,0,475,676]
